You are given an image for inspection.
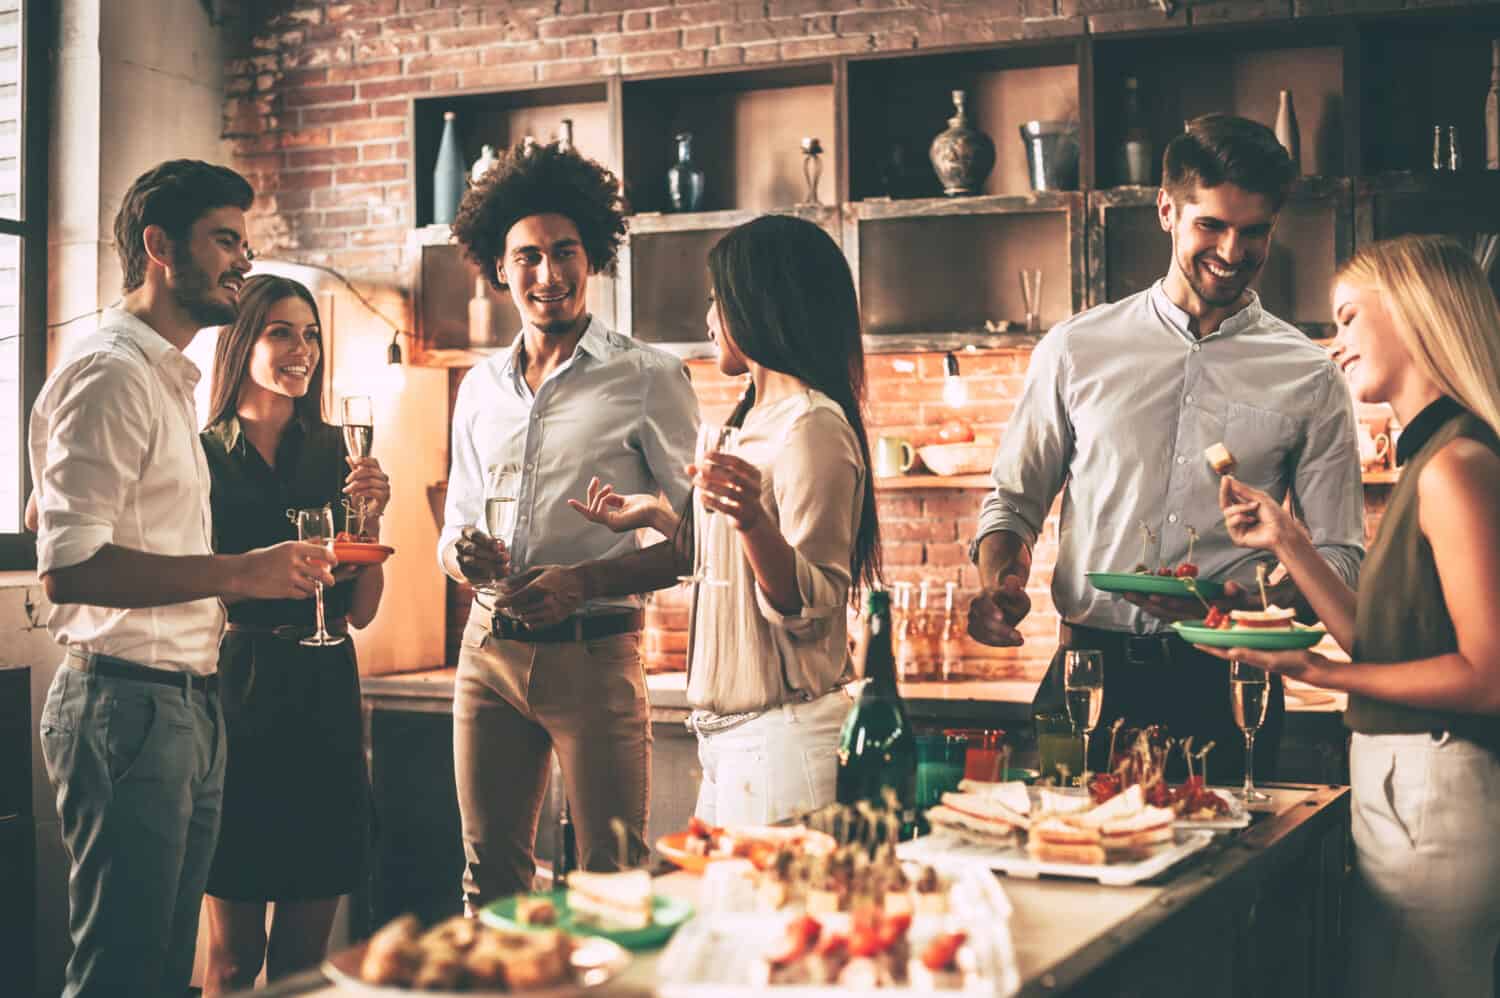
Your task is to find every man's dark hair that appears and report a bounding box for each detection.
[113,160,255,292]
[451,142,626,291]
[1162,114,1296,212]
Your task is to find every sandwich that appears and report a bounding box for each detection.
[1035,788,1093,818]
[1229,605,1297,630]
[925,791,1030,847]
[1064,783,1144,829]
[1026,816,1105,865]
[1204,442,1237,475]
[566,869,653,931]
[956,779,1032,817]
[1099,805,1176,861]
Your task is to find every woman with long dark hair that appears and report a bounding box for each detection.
[573,214,880,824]
[198,275,391,991]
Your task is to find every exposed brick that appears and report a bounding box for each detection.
[652,2,737,28]
[300,103,374,125]
[459,65,538,88]
[1190,0,1292,22]
[383,10,460,32]
[721,16,806,43]
[778,34,870,59]
[278,168,335,190]
[483,41,564,64]
[313,183,385,207]
[623,10,651,29]
[335,163,408,184]
[538,13,623,37]
[350,225,410,246]
[707,44,746,64]
[281,127,333,148]
[332,119,405,143]
[372,100,411,117]
[357,77,434,100]
[621,49,708,73]
[562,37,598,58]
[356,36,428,60]
[683,25,719,47]
[834,9,922,33]
[284,84,357,107]
[404,50,482,75]
[1087,7,1176,31]
[742,41,783,63]
[323,208,369,228]
[536,56,622,80]
[768,0,838,14]
[325,59,403,83]
[1023,14,1087,35]
[283,67,329,88]
[360,141,398,161]
[597,28,682,55]
[284,44,354,69]
[286,146,360,168]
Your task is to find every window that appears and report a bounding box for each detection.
[0,0,45,569]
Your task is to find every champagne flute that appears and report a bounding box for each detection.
[678,423,740,588]
[1230,659,1272,802]
[341,395,375,538]
[478,465,522,603]
[290,506,345,647]
[1064,649,1104,783]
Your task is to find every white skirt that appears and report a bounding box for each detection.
[1348,730,1500,998]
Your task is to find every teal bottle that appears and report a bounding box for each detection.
[433,111,466,225]
[837,590,918,827]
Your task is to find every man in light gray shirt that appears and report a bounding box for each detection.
[969,115,1364,780]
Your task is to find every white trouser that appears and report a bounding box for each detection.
[692,691,850,827]
[1348,731,1500,998]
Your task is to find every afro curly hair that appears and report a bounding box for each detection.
[450,141,627,292]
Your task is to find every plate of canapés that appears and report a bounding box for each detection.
[332,531,396,565]
[324,911,629,996]
[657,817,838,874]
[481,871,694,950]
[1172,603,1326,650]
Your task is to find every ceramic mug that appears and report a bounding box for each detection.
[1356,422,1391,470]
[874,436,916,478]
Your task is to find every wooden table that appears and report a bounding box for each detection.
[259,782,1349,998]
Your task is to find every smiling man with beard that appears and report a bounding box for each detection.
[440,142,697,906]
[968,115,1365,782]
[30,160,337,997]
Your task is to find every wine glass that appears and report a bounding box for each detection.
[1230,659,1272,802]
[477,465,522,602]
[677,423,740,588]
[290,506,345,647]
[1064,650,1104,783]
[341,395,374,537]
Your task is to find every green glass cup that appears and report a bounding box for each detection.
[1035,711,1085,786]
[915,732,968,807]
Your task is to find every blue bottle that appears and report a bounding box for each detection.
[433,111,466,225]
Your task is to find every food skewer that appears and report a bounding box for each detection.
[1255,563,1270,612]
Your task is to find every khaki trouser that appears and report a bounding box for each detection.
[453,603,651,906]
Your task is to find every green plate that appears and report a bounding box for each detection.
[479,889,694,951]
[1087,571,1224,600]
[1172,619,1326,650]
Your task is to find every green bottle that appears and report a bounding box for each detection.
[837,590,918,827]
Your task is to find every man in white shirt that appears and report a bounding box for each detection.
[440,142,697,905]
[968,116,1365,780]
[30,160,337,998]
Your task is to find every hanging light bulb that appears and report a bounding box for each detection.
[942,351,967,408]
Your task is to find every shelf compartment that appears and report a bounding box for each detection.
[409,82,612,229]
[873,473,993,491]
[847,42,1082,201]
[620,63,837,216]
[1092,25,1346,185]
[844,193,1084,338]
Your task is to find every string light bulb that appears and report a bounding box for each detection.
[942,351,967,408]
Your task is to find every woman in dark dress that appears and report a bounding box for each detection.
[199,275,391,992]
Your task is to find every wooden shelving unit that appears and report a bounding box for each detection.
[1361,468,1401,486]
[874,474,993,491]
[401,6,1500,362]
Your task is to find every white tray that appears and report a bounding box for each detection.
[656,862,1020,997]
[1030,786,1251,832]
[898,829,1215,887]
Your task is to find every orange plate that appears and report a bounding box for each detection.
[334,541,395,566]
[654,833,718,874]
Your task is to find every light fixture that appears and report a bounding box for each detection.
[942,351,967,408]
[388,329,403,365]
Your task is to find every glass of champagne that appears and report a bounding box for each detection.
[341,395,375,538]
[678,423,740,588]
[290,506,344,647]
[1064,649,1104,783]
[479,465,522,603]
[1230,659,1272,802]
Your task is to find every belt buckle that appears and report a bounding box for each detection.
[491,612,524,641]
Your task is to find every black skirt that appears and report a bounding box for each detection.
[206,629,372,902]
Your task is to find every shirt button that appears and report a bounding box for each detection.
[1168,513,1179,524]
[1184,394,1195,405]
[1176,456,1186,465]
[1192,343,1201,353]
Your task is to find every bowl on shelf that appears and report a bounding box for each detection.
[917,439,995,477]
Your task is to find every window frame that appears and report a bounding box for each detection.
[0,0,49,570]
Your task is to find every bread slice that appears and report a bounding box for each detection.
[1230,605,1296,629]
[957,779,1032,816]
[936,791,1031,831]
[1204,442,1237,475]
[1067,784,1145,829]
[1026,838,1107,865]
[566,870,652,931]
[1036,788,1093,817]
[926,806,1021,848]
[1028,816,1102,846]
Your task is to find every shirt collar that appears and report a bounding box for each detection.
[1395,396,1467,466]
[498,317,612,382]
[206,412,308,460]
[102,307,204,392]
[1148,281,1262,342]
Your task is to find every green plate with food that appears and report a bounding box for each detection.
[1087,571,1224,600]
[1172,619,1326,650]
[480,881,694,951]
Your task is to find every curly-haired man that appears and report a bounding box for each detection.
[438,143,699,905]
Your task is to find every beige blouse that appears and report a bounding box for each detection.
[685,388,865,716]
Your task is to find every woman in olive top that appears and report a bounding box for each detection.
[1198,235,1500,998]
[572,214,880,825]
[199,275,391,992]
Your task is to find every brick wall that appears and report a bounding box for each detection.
[225,0,1408,679]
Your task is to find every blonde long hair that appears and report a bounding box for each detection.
[1337,234,1500,440]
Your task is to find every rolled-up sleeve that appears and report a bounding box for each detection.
[637,355,698,509]
[754,408,859,639]
[438,374,484,572]
[971,329,1074,560]
[1290,363,1366,587]
[31,355,154,574]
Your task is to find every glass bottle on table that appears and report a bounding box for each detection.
[837,589,918,831]
[1231,659,1272,802]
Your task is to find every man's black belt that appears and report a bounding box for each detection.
[490,610,643,644]
[67,649,218,693]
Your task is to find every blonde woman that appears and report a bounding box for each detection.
[1195,234,1500,997]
